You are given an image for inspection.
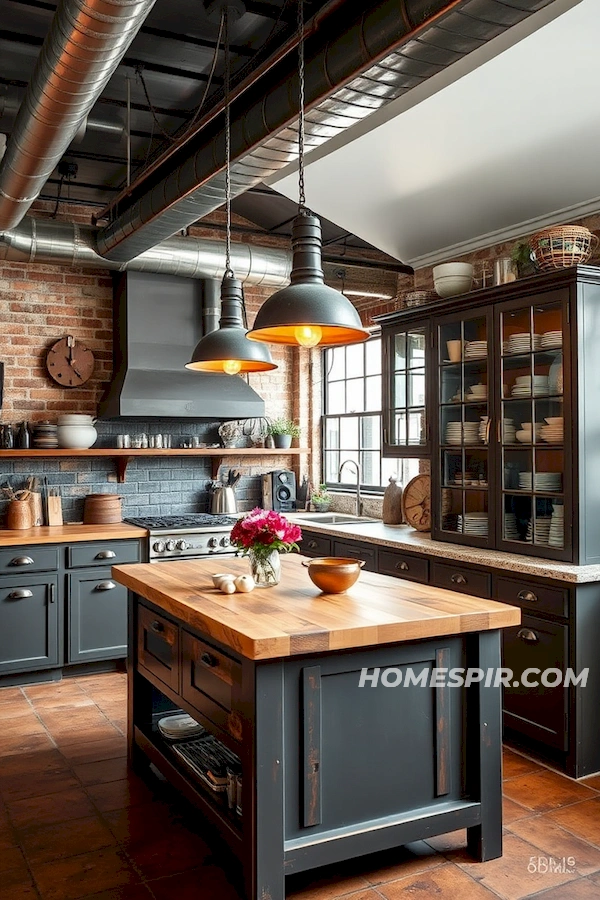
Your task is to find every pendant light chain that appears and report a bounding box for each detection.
[224,6,234,279]
[297,0,307,214]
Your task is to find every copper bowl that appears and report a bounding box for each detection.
[302,557,365,593]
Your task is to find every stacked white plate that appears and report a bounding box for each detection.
[505,333,543,355]
[479,416,490,443]
[465,383,487,401]
[518,471,562,492]
[464,340,488,360]
[540,417,563,443]
[541,331,562,350]
[526,516,552,545]
[458,512,488,535]
[503,418,517,443]
[504,512,519,540]
[549,503,564,548]
[157,714,205,742]
[445,422,480,444]
[511,375,550,397]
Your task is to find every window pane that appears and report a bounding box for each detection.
[365,376,381,411]
[346,343,364,378]
[338,451,359,484]
[326,347,345,380]
[394,373,406,409]
[327,380,346,414]
[361,451,380,486]
[361,415,380,450]
[408,409,426,445]
[394,334,406,370]
[408,332,426,368]
[324,451,340,483]
[409,369,426,406]
[324,417,340,449]
[346,379,365,413]
[340,417,359,450]
[395,412,407,445]
[366,338,381,375]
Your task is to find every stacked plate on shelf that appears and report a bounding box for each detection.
[157,714,206,742]
[549,503,564,548]
[504,333,543,355]
[464,340,488,360]
[511,375,550,397]
[526,516,552,545]
[32,422,58,449]
[539,417,563,443]
[540,331,562,350]
[479,416,490,443]
[503,418,517,443]
[445,421,481,444]
[518,471,562,492]
[465,383,487,402]
[503,512,519,540]
[458,512,488,536]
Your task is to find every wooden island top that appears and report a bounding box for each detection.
[113,554,521,660]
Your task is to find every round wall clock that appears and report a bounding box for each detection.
[401,474,431,532]
[46,335,95,387]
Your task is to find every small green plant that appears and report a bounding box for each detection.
[510,240,535,277]
[267,417,301,438]
[311,484,331,504]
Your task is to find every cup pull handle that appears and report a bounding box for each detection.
[517,628,539,644]
[95,581,116,591]
[95,550,116,560]
[10,556,34,566]
[451,573,466,584]
[200,651,218,668]
[7,589,33,600]
[307,541,318,550]
[396,561,409,571]
[150,620,164,633]
[517,590,538,603]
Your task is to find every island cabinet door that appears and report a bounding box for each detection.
[282,638,465,845]
[137,603,179,692]
[0,574,59,674]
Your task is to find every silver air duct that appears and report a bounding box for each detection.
[0,216,292,286]
[96,0,554,262]
[0,0,156,231]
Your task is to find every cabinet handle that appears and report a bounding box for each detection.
[49,583,55,603]
[200,651,218,668]
[150,620,164,633]
[517,628,539,644]
[396,561,409,571]
[517,590,538,603]
[451,573,467,584]
[307,540,318,550]
[9,556,34,566]
[95,581,116,591]
[7,589,33,600]
[94,550,116,560]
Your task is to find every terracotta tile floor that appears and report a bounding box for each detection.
[2,674,600,900]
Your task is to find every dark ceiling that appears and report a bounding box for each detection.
[0,0,385,252]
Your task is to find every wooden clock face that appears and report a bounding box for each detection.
[401,474,431,532]
[46,336,95,387]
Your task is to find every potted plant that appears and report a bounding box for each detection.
[311,483,331,512]
[510,240,537,278]
[266,417,301,449]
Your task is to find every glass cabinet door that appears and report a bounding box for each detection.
[436,312,492,544]
[498,299,568,556]
[383,324,428,456]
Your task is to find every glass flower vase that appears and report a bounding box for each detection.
[248,548,281,587]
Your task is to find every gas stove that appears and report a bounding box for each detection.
[124,514,239,561]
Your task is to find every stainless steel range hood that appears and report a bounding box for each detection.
[98,272,265,419]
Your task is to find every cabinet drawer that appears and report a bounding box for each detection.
[379,549,429,583]
[0,574,59,674]
[68,570,128,663]
[181,631,242,741]
[0,546,58,575]
[137,604,179,691]
[67,540,140,569]
[333,541,377,571]
[495,577,568,619]
[302,533,332,557]
[430,562,491,598]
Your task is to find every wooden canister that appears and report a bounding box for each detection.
[382,475,403,525]
[6,499,33,530]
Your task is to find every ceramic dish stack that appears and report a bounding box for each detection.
[549,504,564,548]
[465,383,487,402]
[83,493,123,524]
[504,333,543,355]
[503,418,517,443]
[479,416,490,443]
[445,421,480,444]
[32,421,58,449]
[464,340,487,360]
[540,417,563,443]
[157,714,205,742]
[518,471,562,492]
[458,512,488,536]
[515,422,543,443]
[511,375,549,397]
[504,512,519,540]
[526,516,552,545]
[540,331,562,350]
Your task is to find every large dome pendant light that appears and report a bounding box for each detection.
[186,6,276,375]
[247,0,369,348]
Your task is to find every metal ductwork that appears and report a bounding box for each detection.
[0,0,156,231]
[96,0,556,263]
[0,216,292,286]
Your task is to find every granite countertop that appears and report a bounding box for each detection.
[286,515,600,584]
[0,523,148,545]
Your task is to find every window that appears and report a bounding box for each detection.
[322,337,420,491]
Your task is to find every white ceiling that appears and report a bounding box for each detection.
[268,0,600,268]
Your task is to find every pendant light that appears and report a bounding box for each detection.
[246,0,369,348]
[186,7,276,375]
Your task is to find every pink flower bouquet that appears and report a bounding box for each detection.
[230,508,302,559]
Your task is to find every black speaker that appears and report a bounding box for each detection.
[262,470,296,511]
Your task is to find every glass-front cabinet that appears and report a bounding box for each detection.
[376,268,600,564]
[382,322,429,456]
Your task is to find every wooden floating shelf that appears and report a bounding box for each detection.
[0,447,308,481]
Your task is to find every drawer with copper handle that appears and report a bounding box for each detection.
[301,534,332,558]
[137,604,179,691]
[181,631,242,742]
[430,562,491,598]
[378,549,429,583]
[494,576,568,619]
[0,546,58,575]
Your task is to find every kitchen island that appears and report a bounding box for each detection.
[113,554,520,900]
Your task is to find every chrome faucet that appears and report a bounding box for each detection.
[338,459,363,517]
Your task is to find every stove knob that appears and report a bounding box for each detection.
[165,540,176,552]
[220,536,230,548]
[176,540,188,551]
[207,537,219,549]
[153,541,165,553]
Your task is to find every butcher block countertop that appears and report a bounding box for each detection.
[112,554,521,661]
[0,523,147,545]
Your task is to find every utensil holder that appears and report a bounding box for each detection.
[28,492,43,526]
[6,499,33,530]
[47,495,63,526]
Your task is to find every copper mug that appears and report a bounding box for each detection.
[6,499,33,530]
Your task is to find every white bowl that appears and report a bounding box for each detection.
[516,431,533,443]
[545,417,563,425]
[434,274,474,298]
[212,573,234,588]
[433,263,474,278]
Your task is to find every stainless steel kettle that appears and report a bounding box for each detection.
[210,485,237,515]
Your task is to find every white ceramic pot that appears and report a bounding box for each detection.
[433,262,474,298]
[57,422,98,449]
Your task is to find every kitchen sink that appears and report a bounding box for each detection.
[293,513,380,525]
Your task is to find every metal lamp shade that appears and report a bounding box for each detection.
[247,214,369,347]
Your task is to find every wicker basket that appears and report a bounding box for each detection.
[530,225,598,271]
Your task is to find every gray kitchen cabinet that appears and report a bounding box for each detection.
[0,573,60,674]
[67,570,128,663]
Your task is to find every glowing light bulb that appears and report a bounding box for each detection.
[294,325,323,347]
[223,359,242,375]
